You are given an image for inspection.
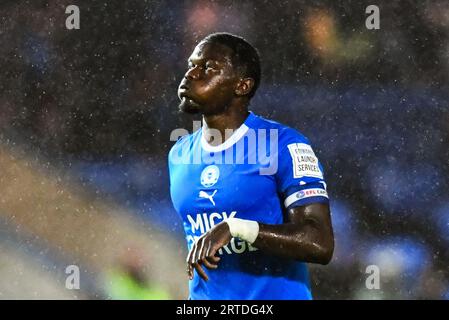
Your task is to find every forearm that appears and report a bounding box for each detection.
[226,212,333,264]
[253,222,333,264]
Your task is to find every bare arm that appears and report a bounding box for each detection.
[253,203,334,264]
[187,202,334,281]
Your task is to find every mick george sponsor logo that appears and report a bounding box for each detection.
[186,211,258,255]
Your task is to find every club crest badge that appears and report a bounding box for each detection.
[200,165,220,188]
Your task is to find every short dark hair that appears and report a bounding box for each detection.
[201,32,261,99]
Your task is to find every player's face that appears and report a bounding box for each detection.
[178,41,240,116]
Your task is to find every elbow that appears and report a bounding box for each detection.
[318,247,333,265]
[316,240,334,265]
[292,240,334,264]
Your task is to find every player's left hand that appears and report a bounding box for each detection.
[186,221,232,281]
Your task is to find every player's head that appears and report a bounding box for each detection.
[178,32,261,115]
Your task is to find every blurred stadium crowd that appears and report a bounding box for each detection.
[0,0,448,299]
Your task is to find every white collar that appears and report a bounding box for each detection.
[201,121,249,152]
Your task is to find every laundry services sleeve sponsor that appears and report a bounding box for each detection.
[275,133,329,209]
[287,143,324,179]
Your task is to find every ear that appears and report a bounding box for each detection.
[235,78,255,97]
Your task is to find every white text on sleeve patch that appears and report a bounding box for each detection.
[284,188,328,208]
[287,143,323,179]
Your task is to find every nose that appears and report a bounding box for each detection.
[185,66,200,80]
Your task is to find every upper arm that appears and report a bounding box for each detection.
[275,129,329,211]
[287,203,332,234]
[287,202,334,263]
[276,129,334,247]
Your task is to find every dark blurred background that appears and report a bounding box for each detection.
[0,0,448,299]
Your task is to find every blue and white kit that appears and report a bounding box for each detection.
[168,111,329,299]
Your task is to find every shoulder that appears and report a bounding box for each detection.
[250,113,311,148]
[168,129,201,161]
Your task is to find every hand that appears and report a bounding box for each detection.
[186,221,232,281]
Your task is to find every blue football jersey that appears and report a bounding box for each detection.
[168,111,329,300]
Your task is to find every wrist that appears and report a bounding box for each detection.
[225,218,259,244]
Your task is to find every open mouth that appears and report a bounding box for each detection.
[182,96,199,106]
[178,87,195,101]
[179,91,190,99]
[178,84,200,106]
[179,92,194,102]
[179,92,200,107]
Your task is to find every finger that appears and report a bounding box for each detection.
[203,245,221,268]
[206,255,221,264]
[187,264,193,279]
[186,241,198,280]
[205,241,212,257]
[208,245,221,261]
[199,241,218,269]
[201,241,211,262]
[193,262,209,281]
[186,242,195,264]
[194,237,205,264]
[189,239,199,266]
[202,256,218,269]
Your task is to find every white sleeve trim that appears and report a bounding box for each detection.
[284,188,328,208]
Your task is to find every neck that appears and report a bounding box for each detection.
[202,105,249,146]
